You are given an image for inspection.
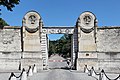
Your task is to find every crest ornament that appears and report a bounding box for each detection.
[78,11,96,33]
[22,11,41,33]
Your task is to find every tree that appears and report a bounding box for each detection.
[0,0,20,11]
[0,18,9,28]
[59,34,72,58]
[48,34,72,58]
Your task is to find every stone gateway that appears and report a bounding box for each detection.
[0,10,120,72]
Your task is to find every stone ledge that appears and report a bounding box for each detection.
[2,26,21,29]
[98,26,120,29]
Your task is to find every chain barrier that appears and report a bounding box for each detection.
[8,64,37,80]
[84,65,120,80]
[8,68,25,80]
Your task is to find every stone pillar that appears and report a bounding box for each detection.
[22,11,43,70]
[76,11,98,71]
[77,11,97,52]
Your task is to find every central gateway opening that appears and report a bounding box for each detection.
[48,34,72,69]
[42,27,75,69]
[48,34,72,58]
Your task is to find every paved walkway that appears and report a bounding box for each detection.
[28,69,96,80]
[28,55,96,80]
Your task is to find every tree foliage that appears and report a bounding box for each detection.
[0,0,20,11]
[0,18,9,28]
[49,34,72,58]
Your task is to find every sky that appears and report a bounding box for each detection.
[1,0,120,40]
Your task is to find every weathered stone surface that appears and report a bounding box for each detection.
[0,28,21,52]
[0,52,21,59]
[79,31,97,51]
[0,58,20,71]
[22,11,42,52]
[23,52,42,58]
[21,58,43,70]
[77,11,97,52]
[21,11,44,71]
[98,59,120,71]
[97,28,120,52]
[77,58,98,71]
[23,31,41,51]
[77,28,120,71]
[78,52,97,58]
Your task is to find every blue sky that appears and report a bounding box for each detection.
[1,0,120,40]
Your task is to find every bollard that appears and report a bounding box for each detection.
[85,67,89,74]
[91,67,95,77]
[33,64,37,73]
[102,73,106,80]
[18,62,21,70]
[10,76,16,80]
[91,68,99,79]
[28,66,33,76]
[91,70,96,77]
[101,69,106,80]
[9,72,17,80]
[21,68,27,80]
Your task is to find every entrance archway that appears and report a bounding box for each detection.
[22,10,97,70]
[41,27,77,69]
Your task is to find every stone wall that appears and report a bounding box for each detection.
[97,27,120,71]
[97,27,120,52]
[98,52,120,71]
[22,51,43,70]
[0,27,22,71]
[77,27,120,72]
[77,52,98,71]
[21,58,43,71]
[0,52,21,71]
[0,26,21,52]
[0,26,44,71]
